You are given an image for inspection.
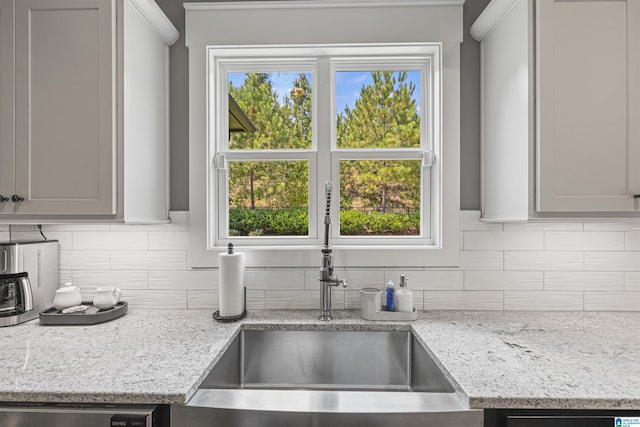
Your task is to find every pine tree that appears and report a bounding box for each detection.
[336,71,421,213]
[228,73,280,209]
[228,72,311,211]
[286,73,313,148]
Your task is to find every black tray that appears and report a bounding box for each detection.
[39,301,128,325]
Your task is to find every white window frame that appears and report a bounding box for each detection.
[185,0,463,268]
[211,46,438,249]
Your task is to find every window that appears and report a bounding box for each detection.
[331,61,432,247]
[215,64,317,246]
[210,45,439,249]
[186,0,463,268]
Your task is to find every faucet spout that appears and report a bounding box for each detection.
[318,182,346,321]
[322,182,333,248]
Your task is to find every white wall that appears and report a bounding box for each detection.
[3,210,638,312]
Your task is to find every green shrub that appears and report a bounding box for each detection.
[229,208,308,236]
[339,210,367,235]
[340,210,419,235]
[229,208,419,236]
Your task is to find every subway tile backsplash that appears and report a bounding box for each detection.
[4,210,640,312]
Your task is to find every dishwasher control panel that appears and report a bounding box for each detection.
[111,414,152,427]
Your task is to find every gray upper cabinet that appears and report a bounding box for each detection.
[0,0,178,222]
[14,0,115,216]
[473,0,640,220]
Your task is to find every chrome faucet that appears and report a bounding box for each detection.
[319,182,347,321]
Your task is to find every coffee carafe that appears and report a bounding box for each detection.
[0,273,33,316]
[0,240,58,326]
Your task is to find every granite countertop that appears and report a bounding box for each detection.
[0,309,639,409]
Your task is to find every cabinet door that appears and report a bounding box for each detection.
[12,0,116,215]
[0,0,13,209]
[537,0,640,212]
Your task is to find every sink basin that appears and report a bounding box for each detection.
[171,329,482,427]
[201,329,453,392]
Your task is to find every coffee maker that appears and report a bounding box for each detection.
[0,240,58,327]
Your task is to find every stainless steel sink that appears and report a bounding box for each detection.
[171,329,483,427]
[202,329,454,392]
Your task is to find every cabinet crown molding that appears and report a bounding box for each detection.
[127,0,179,45]
[470,0,522,41]
[184,0,464,10]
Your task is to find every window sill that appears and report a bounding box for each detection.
[190,244,459,268]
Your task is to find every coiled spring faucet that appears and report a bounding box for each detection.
[319,182,347,321]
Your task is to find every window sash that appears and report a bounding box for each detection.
[330,59,432,152]
[330,154,433,244]
[216,60,318,152]
[216,154,319,245]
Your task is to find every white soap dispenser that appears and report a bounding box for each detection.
[395,274,413,313]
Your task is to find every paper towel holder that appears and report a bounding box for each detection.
[213,286,247,323]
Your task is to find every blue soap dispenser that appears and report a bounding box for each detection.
[385,280,396,311]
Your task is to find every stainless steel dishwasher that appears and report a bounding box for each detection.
[0,403,167,426]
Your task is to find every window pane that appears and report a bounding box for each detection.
[228,72,312,150]
[336,71,421,149]
[228,160,309,236]
[339,160,421,236]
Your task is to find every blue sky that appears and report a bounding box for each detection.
[335,71,421,113]
[228,71,421,114]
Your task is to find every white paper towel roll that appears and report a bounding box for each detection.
[218,250,245,317]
